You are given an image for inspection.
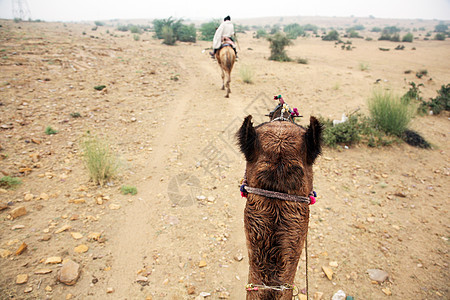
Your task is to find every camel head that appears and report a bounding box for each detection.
[237,106,322,195]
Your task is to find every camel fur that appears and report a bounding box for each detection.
[237,108,322,299]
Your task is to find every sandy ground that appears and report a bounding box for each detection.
[0,18,449,300]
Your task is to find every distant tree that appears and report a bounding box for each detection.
[177,24,196,42]
[435,23,448,32]
[322,30,339,41]
[255,29,268,39]
[402,33,414,42]
[267,32,292,62]
[284,23,305,39]
[162,26,176,45]
[199,20,221,41]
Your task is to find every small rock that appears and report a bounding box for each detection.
[218,291,230,299]
[24,286,33,293]
[45,256,62,264]
[329,261,338,267]
[196,195,206,201]
[136,275,149,284]
[331,290,346,300]
[106,287,115,293]
[87,232,101,241]
[16,274,28,284]
[367,269,389,283]
[109,203,121,210]
[74,244,89,253]
[71,198,86,204]
[12,224,25,230]
[24,193,34,201]
[199,292,211,297]
[40,193,49,200]
[66,294,73,299]
[234,253,244,262]
[15,242,27,255]
[45,285,52,292]
[322,266,333,280]
[35,268,52,274]
[313,292,324,300]
[10,206,27,219]
[187,285,196,295]
[382,287,392,296]
[58,259,80,285]
[0,249,12,258]
[55,224,72,234]
[198,260,207,268]
[70,232,83,240]
[40,234,52,241]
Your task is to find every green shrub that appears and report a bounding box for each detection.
[177,24,196,42]
[321,114,361,147]
[199,20,220,41]
[45,126,58,135]
[255,29,267,39]
[368,90,414,137]
[284,23,305,39]
[435,33,446,40]
[296,57,308,64]
[420,84,450,114]
[401,82,423,104]
[267,32,292,62]
[70,112,82,118]
[359,62,369,71]
[402,33,414,42]
[239,65,254,83]
[322,30,339,41]
[94,21,105,26]
[94,85,106,91]
[133,34,140,41]
[435,23,448,32]
[81,134,119,186]
[162,25,176,45]
[121,185,137,195]
[117,25,129,32]
[129,26,141,34]
[0,176,22,189]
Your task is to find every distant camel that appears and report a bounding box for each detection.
[215,45,235,98]
[237,98,322,299]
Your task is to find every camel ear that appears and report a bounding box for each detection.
[305,116,322,165]
[236,115,258,162]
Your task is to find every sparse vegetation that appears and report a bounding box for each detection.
[402,33,414,42]
[420,84,450,114]
[322,30,339,41]
[199,20,221,41]
[94,85,106,91]
[368,90,414,137]
[267,32,292,62]
[133,34,140,41]
[296,57,308,64]
[0,176,22,189]
[239,65,254,83]
[121,185,137,195]
[434,33,446,40]
[359,62,370,71]
[255,29,267,39]
[94,21,105,26]
[81,133,119,186]
[70,112,82,118]
[45,126,58,135]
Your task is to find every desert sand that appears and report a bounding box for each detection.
[0,17,449,299]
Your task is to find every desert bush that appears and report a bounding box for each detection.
[371,27,382,32]
[401,82,423,103]
[133,34,140,41]
[81,134,119,186]
[435,23,448,32]
[94,85,106,91]
[94,21,105,26]
[296,57,308,64]
[0,176,21,189]
[70,112,82,118]
[153,17,182,39]
[270,24,281,34]
[284,23,305,39]
[162,26,175,45]
[435,33,446,40]
[177,24,196,42]
[348,30,363,38]
[359,62,369,71]
[239,65,254,84]
[402,33,414,42]
[129,26,141,34]
[320,114,361,147]
[45,126,57,135]
[267,32,292,62]
[117,25,129,32]
[121,185,137,195]
[368,90,414,137]
[322,30,339,41]
[255,29,267,39]
[420,84,450,114]
[199,20,221,41]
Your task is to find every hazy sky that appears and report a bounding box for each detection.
[1,0,449,21]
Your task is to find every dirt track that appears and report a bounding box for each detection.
[0,19,449,299]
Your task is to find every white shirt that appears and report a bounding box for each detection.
[213,20,235,49]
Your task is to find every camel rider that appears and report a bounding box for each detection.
[210,16,237,58]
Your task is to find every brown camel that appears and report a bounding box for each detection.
[215,45,235,98]
[236,100,322,299]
